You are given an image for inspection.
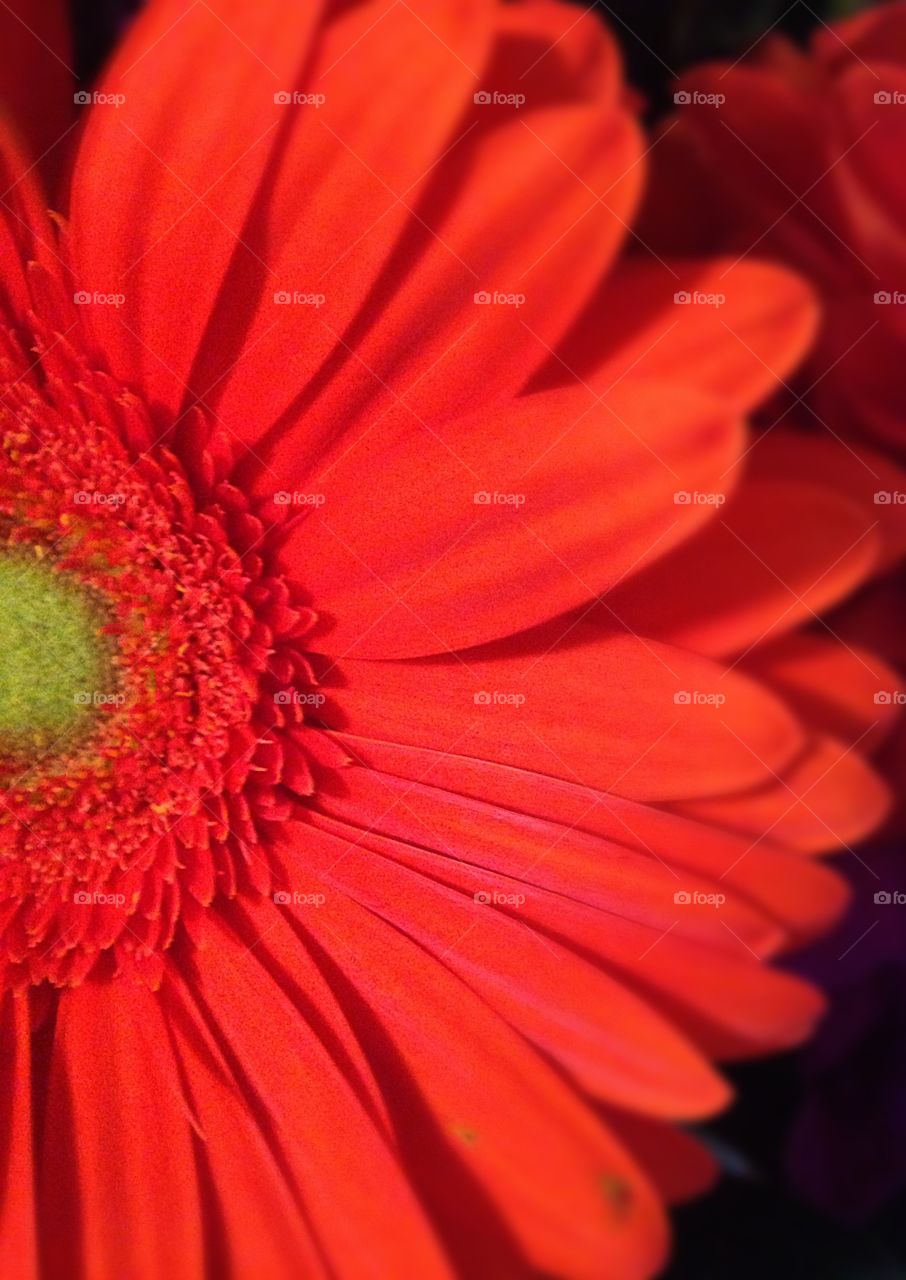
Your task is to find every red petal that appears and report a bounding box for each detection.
[300,813,732,1117]
[241,102,642,483]
[330,732,850,942]
[0,994,36,1278]
[541,257,818,414]
[322,627,804,801]
[200,0,493,443]
[277,853,670,1280]
[604,478,881,657]
[677,734,891,853]
[181,912,455,1280]
[0,0,72,187]
[287,382,742,657]
[68,0,324,414]
[39,982,206,1280]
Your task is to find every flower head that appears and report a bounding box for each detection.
[0,2,893,1277]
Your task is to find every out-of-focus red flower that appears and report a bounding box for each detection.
[640,0,906,459]
[0,2,896,1277]
[640,1,906,834]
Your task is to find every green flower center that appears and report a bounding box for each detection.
[0,551,112,754]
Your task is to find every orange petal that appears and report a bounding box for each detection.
[745,631,902,750]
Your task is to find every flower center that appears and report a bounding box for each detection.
[0,318,327,989]
[0,550,112,755]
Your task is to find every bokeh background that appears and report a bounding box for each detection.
[70,2,904,1276]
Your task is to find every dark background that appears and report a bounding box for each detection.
[71,2,902,1277]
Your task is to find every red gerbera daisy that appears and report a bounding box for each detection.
[0,2,892,1277]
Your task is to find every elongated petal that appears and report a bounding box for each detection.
[322,628,803,801]
[605,479,881,657]
[287,382,742,657]
[276,854,670,1280]
[40,983,206,1280]
[539,257,818,414]
[69,0,325,413]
